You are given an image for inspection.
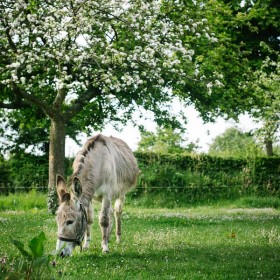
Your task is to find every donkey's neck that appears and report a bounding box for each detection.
[78,192,93,208]
[76,180,96,208]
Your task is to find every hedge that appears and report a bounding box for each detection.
[133,152,280,201]
[0,152,279,199]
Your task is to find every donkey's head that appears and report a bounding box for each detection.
[55,174,87,257]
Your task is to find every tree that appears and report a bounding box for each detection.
[251,52,280,156]
[226,0,280,156]
[224,0,280,156]
[137,126,200,154]
[204,0,279,156]
[208,127,264,158]
[0,0,222,212]
[177,0,280,120]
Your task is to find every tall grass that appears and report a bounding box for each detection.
[127,191,280,209]
[1,191,280,212]
[1,191,280,211]
[0,190,46,211]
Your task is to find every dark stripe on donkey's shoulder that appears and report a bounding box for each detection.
[81,134,105,156]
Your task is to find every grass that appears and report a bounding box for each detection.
[0,192,280,279]
[0,190,47,211]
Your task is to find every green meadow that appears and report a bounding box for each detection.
[0,192,280,280]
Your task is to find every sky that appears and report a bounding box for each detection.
[65,104,261,157]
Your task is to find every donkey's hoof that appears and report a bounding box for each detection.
[102,249,110,254]
[82,241,90,250]
[102,245,110,253]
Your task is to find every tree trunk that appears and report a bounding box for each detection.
[47,116,66,213]
[265,140,273,157]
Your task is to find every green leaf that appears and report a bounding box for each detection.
[10,237,31,259]
[28,232,46,257]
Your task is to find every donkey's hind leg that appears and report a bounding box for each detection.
[108,206,114,242]
[114,196,125,243]
[99,196,111,253]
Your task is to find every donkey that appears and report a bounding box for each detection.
[55,134,139,257]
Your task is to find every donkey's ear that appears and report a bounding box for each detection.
[73,177,82,198]
[56,174,67,202]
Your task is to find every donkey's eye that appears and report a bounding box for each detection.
[66,220,74,226]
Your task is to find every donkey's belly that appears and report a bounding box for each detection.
[93,182,129,200]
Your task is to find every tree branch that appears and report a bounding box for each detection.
[53,88,67,111]
[0,100,28,109]
[3,25,17,52]
[65,85,102,121]
[0,84,32,110]
[10,83,56,118]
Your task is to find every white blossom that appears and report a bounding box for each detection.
[215,80,223,87]
[20,77,26,84]
[11,73,18,82]
[0,0,217,106]
[54,78,65,90]
[9,62,20,68]
[206,82,213,95]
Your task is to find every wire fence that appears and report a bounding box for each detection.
[0,180,242,194]
[0,180,48,194]
[1,154,279,197]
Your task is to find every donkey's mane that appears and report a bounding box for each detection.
[73,134,106,177]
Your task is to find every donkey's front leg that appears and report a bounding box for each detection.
[99,196,111,253]
[83,203,93,250]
